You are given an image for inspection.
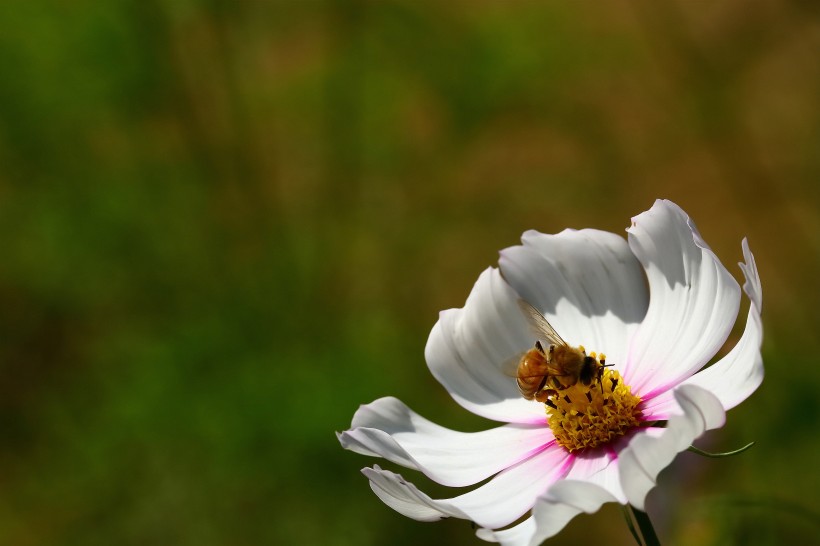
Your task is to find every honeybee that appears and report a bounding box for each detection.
[514,300,610,402]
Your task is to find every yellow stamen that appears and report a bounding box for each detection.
[546,366,642,452]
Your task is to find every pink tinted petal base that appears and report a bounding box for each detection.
[477,389,720,546]
[477,481,617,546]
[622,200,741,398]
[619,385,726,510]
[362,442,572,530]
[562,448,627,504]
[338,397,555,487]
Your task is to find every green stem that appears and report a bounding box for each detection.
[626,505,661,546]
[687,441,755,458]
[621,505,642,545]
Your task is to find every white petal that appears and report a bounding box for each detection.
[425,268,550,424]
[562,448,627,503]
[476,516,536,546]
[622,200,741,399]
[477,481,616,546]
[498,228,648,365]
[641,239,764,416]
[619,385,726,510]
[362,442,572,529]
[739,237,762,311]
[363,465,467,522]
[338,397,555,487]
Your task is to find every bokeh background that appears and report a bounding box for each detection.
[0,1,818,545]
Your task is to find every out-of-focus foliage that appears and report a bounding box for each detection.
[0,1,818,545]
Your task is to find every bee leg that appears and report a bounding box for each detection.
[597,364,610,393]
[550,376,566,391]
[535,389,557,403]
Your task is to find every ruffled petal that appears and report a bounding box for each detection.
[623,200,741,399]
[619,385,726,510]
[476,516,537,546]
[425,268,549,424]
[641,239,764,417]
[362,442,572,530]
[477,481,617,546]
[498,228,648,365]
[338,397,554,487]
[363,465,467,522]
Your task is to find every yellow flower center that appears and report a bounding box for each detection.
[546,360,642,452]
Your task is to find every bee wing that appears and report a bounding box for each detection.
[517,299,568,347]
[500,352,524,378]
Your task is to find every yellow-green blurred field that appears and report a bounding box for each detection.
[0,1,818,545]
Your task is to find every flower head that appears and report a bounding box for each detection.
[339,200,763,545]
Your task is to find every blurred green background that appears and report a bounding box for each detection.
[0,1,818,545]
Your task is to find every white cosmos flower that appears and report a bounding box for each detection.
[338,200,764,545]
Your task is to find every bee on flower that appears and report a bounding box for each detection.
[339,200,763,545]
